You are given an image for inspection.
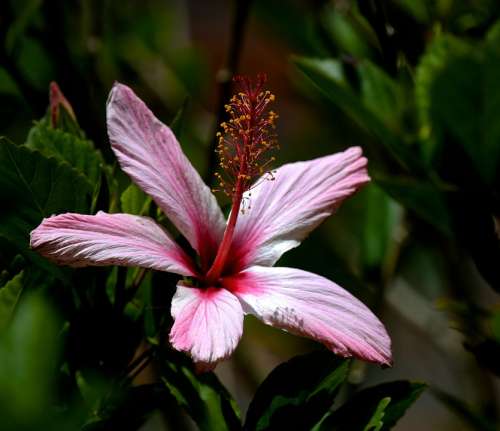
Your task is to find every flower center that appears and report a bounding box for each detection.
[204,74,278,285]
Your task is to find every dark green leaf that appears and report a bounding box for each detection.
[254,0,326,55]
[160,349,241,431]
[362,398,392,431]
[358,60,403,131]
[83,384,175,431]
[0,271,23,331]
[25,120,104,189]
[244,351,350,431]
[143,282,157,339]
[486,19,500,45]
[0,294,61,427]
[0,139,92,275]
[374,174,452,236]
[321,7,375,58]
[315,381,426,431]
[417,33,500,184]
[5,0,42,54]
[361,184,402,270]
[170,96,190,141]
[392,0,430,23]
[293,56,421,173]
[120,184,151,215]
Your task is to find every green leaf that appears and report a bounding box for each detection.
[321,7,375,58]
[486,19,500,46]
[358,60,403,131]
[160,349,241,431]
[0,271,23,331]
[361,184,402,270]
[0,293,60,426]
[120,184,151,215]
[75,370,110,411]
[315,381,426,431]
[392,0,430,23]
[25,120,104,189]
[254,0,326,55]
[0,139,92,274]
[82,384,176,431]
[143,282,157,339]
[415,34,471,158]
[5,0,43,54]
[170,96,190,141]
[416,33,500,184]
[244,351,350,431]
[293,56,421,174]
[374,174,452,236]
[490,308,500,342]
[362,398,391,431]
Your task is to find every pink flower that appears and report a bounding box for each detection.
[30,79,392,370]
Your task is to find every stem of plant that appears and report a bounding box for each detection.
[123,355,154,387]
[205,0,253,183]
[122,347,154,378]
[123,267,148,304]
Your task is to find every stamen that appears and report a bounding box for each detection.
[212,73,279,203]
[205,74,279,285]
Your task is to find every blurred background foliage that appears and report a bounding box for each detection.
[1,0,500,429]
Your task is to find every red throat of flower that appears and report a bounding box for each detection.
[205,74,279,284]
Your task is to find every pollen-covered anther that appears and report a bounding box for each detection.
[213,74,279,200]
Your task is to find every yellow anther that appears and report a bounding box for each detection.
[213,76,279,199]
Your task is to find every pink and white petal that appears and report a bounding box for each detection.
[170,285,244,369]
[227,147,370,271]
[30,212,195,276]
[106,83,225,265]
[224,266,391,365]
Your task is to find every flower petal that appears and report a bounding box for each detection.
[227,147,369,271]
[30,212,195,276]
[225,266,391,365]
[106,83,225,266]
[170,285,244,369]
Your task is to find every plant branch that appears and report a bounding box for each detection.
[122,346,154,378]
[205,0,253,183]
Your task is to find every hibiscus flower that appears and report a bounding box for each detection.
[31,77,391,370]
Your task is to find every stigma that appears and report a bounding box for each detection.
[213,73,279,204]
